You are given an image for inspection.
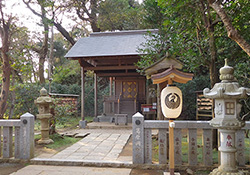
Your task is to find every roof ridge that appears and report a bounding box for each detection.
[90,29,158,37]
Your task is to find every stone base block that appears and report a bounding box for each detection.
[37,138,54,145]
[93,117,99,122]
[115,114,128,125]
[79,120,87,129]
[210,168,245,175]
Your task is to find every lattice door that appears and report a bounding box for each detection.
[122,81,137,99]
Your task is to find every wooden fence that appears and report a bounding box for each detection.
[0,113,34,160]
[132,112,250,170]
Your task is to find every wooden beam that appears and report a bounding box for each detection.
[83,65,137,71]
[96,72,141,77]
[78,59,94,68]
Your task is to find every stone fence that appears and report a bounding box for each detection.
[132,112,250,170]
[0,113,34,160]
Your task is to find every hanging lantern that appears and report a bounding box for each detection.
[161,85,183,118]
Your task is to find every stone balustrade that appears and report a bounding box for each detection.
[0,113,34,160]
[132,112,250,170]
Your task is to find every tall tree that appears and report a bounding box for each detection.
[0,2,13,118]
[156,0,223,87]
[97,0,143,31]
[208,0,250,57]
[71,0,101,32]
[23,0,51,84]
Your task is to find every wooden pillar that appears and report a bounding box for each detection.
[81,67,85,121]
[109,77,113,96]
[157,84,161,120]
[157,82,167,120]
[94,73,98,118]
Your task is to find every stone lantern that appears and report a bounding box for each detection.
[203,59,250,175]
[35,87,54,144]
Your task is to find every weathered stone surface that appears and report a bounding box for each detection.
[20,113,35,159]
[144,128,152,164]
[202,129,213,166]
[132,112,144,164]
[203,60,248,175]
[14,126,21,159]
[35,88,54,145]
[236,129,245,166]
[3,126,13,158]
[188,129,197,166]
[174,128,182,165]
[158,128,167,164]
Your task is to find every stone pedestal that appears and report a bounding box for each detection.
[35,88,54,144]
[210,129,244,175]
[37,114,54,144]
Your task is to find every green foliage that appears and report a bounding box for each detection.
[136,30,169,72]
[141,0,166,29]
[97,0,143,31]
[177,75,211,120]
[9,83,42,118]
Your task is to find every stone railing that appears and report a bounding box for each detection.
[0,113,34,160]
[132,112,250,170]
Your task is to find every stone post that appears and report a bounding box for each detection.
[20,113,35,159]
[203,59,250,175]
[35,87,54,144]
[132,112,144,164]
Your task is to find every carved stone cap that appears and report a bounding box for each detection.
[35,88,53,104]
[219,59,234,82]
[203,59,250,99]
[40,87,48,96]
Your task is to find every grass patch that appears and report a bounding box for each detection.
[35,134,81,150]
[85,116,94,123]
[35,116,94,131]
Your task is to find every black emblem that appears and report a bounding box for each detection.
[135,120,141,125]
[165,93,180,109]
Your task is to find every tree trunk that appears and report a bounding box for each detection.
[0,19,11,118]
[200,0,219,86]
[39,56,46,84]
[9,82,16,119]
[38,4,49,84]
[208,0,250,57]
[208,27,219,87]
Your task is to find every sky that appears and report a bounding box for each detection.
[5,0,144,34]
[5,1,42,32]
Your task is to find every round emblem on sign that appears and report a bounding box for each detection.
[165,93,180,109]
[161,85,183,118]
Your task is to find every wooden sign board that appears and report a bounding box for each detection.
[161,86,183,118]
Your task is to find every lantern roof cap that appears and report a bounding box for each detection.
[35,88,53,104]
[203,59,250,99]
